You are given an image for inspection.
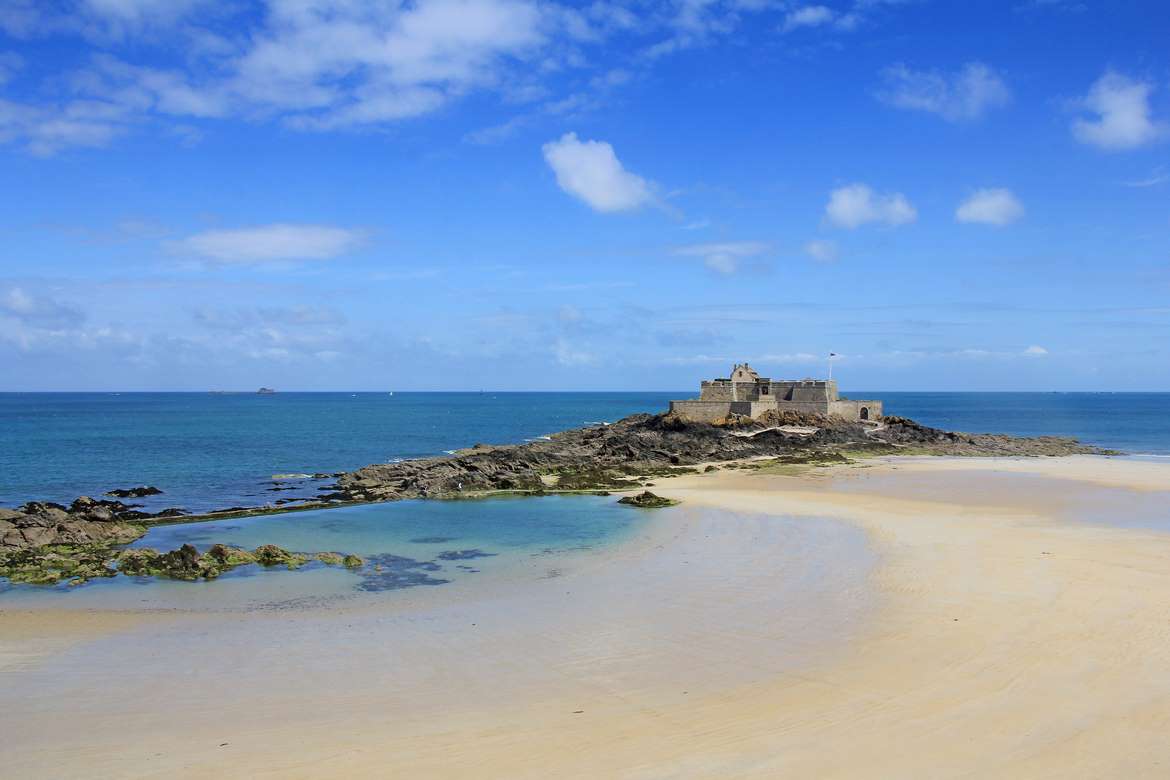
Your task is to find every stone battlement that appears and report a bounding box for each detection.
[670,363,881,423]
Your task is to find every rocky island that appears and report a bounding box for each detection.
[327,410,1105,503]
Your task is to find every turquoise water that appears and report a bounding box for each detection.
[1,494,646,601]
[3,391,1169,511]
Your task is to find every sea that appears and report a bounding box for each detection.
[3,391,1168,511]
[2,391,1168,600]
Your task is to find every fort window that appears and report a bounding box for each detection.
[860,407,869,420]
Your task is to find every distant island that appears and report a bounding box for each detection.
[257,387,276,394]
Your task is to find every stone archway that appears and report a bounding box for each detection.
[860,407,870,421]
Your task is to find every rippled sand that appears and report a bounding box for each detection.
[2,455,1169,778]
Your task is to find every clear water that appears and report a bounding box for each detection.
[0,494,646,603]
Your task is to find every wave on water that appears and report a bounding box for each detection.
[272,473,314,479]
[444,450,457,455]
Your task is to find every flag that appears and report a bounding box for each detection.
[829,352,837,357]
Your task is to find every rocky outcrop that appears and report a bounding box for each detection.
[328,411,1106,504]
[105,486,163,498]
[617,491,677,508]
[0,498,155,553]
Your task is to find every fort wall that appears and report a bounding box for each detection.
[673,364,882,423]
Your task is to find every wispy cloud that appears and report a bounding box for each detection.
[877,62,1010,122]
[804,239,839,263]
[672,241,771,274]
[1123,167,1169,188]
[0,285,86,328]
[553,337,597,366]
[0,0,923,155]
[176,224,368,265]
[662,352,821,366]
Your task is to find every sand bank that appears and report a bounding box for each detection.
[2,455,1169,778]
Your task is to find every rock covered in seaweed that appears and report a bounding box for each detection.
[2,542,366,586]
[617,491,677,508]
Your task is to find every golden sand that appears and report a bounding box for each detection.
[2,455,1169,778]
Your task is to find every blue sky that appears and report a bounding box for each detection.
[1,0,1168,391]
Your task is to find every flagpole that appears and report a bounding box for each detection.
[828,353,833,382]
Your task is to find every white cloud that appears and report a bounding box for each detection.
[542,132,654,212]
[955,188,1025,226]
[1071,71,1167,151]
[1,0,558,152]
[804,239,839,262]
[0,96,134,156]
[782,6,834,31]
[825,183,916,229]
[672,241,770,274]
[877,62,1010,122]
[1023,345,1048,356]
[177,224,368,264]
[0,0,923,154]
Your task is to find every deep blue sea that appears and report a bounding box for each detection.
[2,391,1169,511]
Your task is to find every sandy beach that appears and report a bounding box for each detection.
[2,454,1169,778]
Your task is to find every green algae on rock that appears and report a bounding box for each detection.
[2,541,367,586]
[617,491,678,508]
[0,544,120,585]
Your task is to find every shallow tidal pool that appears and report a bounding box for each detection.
[0,494,648,610]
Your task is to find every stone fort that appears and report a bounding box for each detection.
[669,363,882,423]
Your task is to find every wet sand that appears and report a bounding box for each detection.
[2,455,1169,778]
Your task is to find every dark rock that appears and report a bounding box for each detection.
[105,486,163,498]
[154,544,204,580]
